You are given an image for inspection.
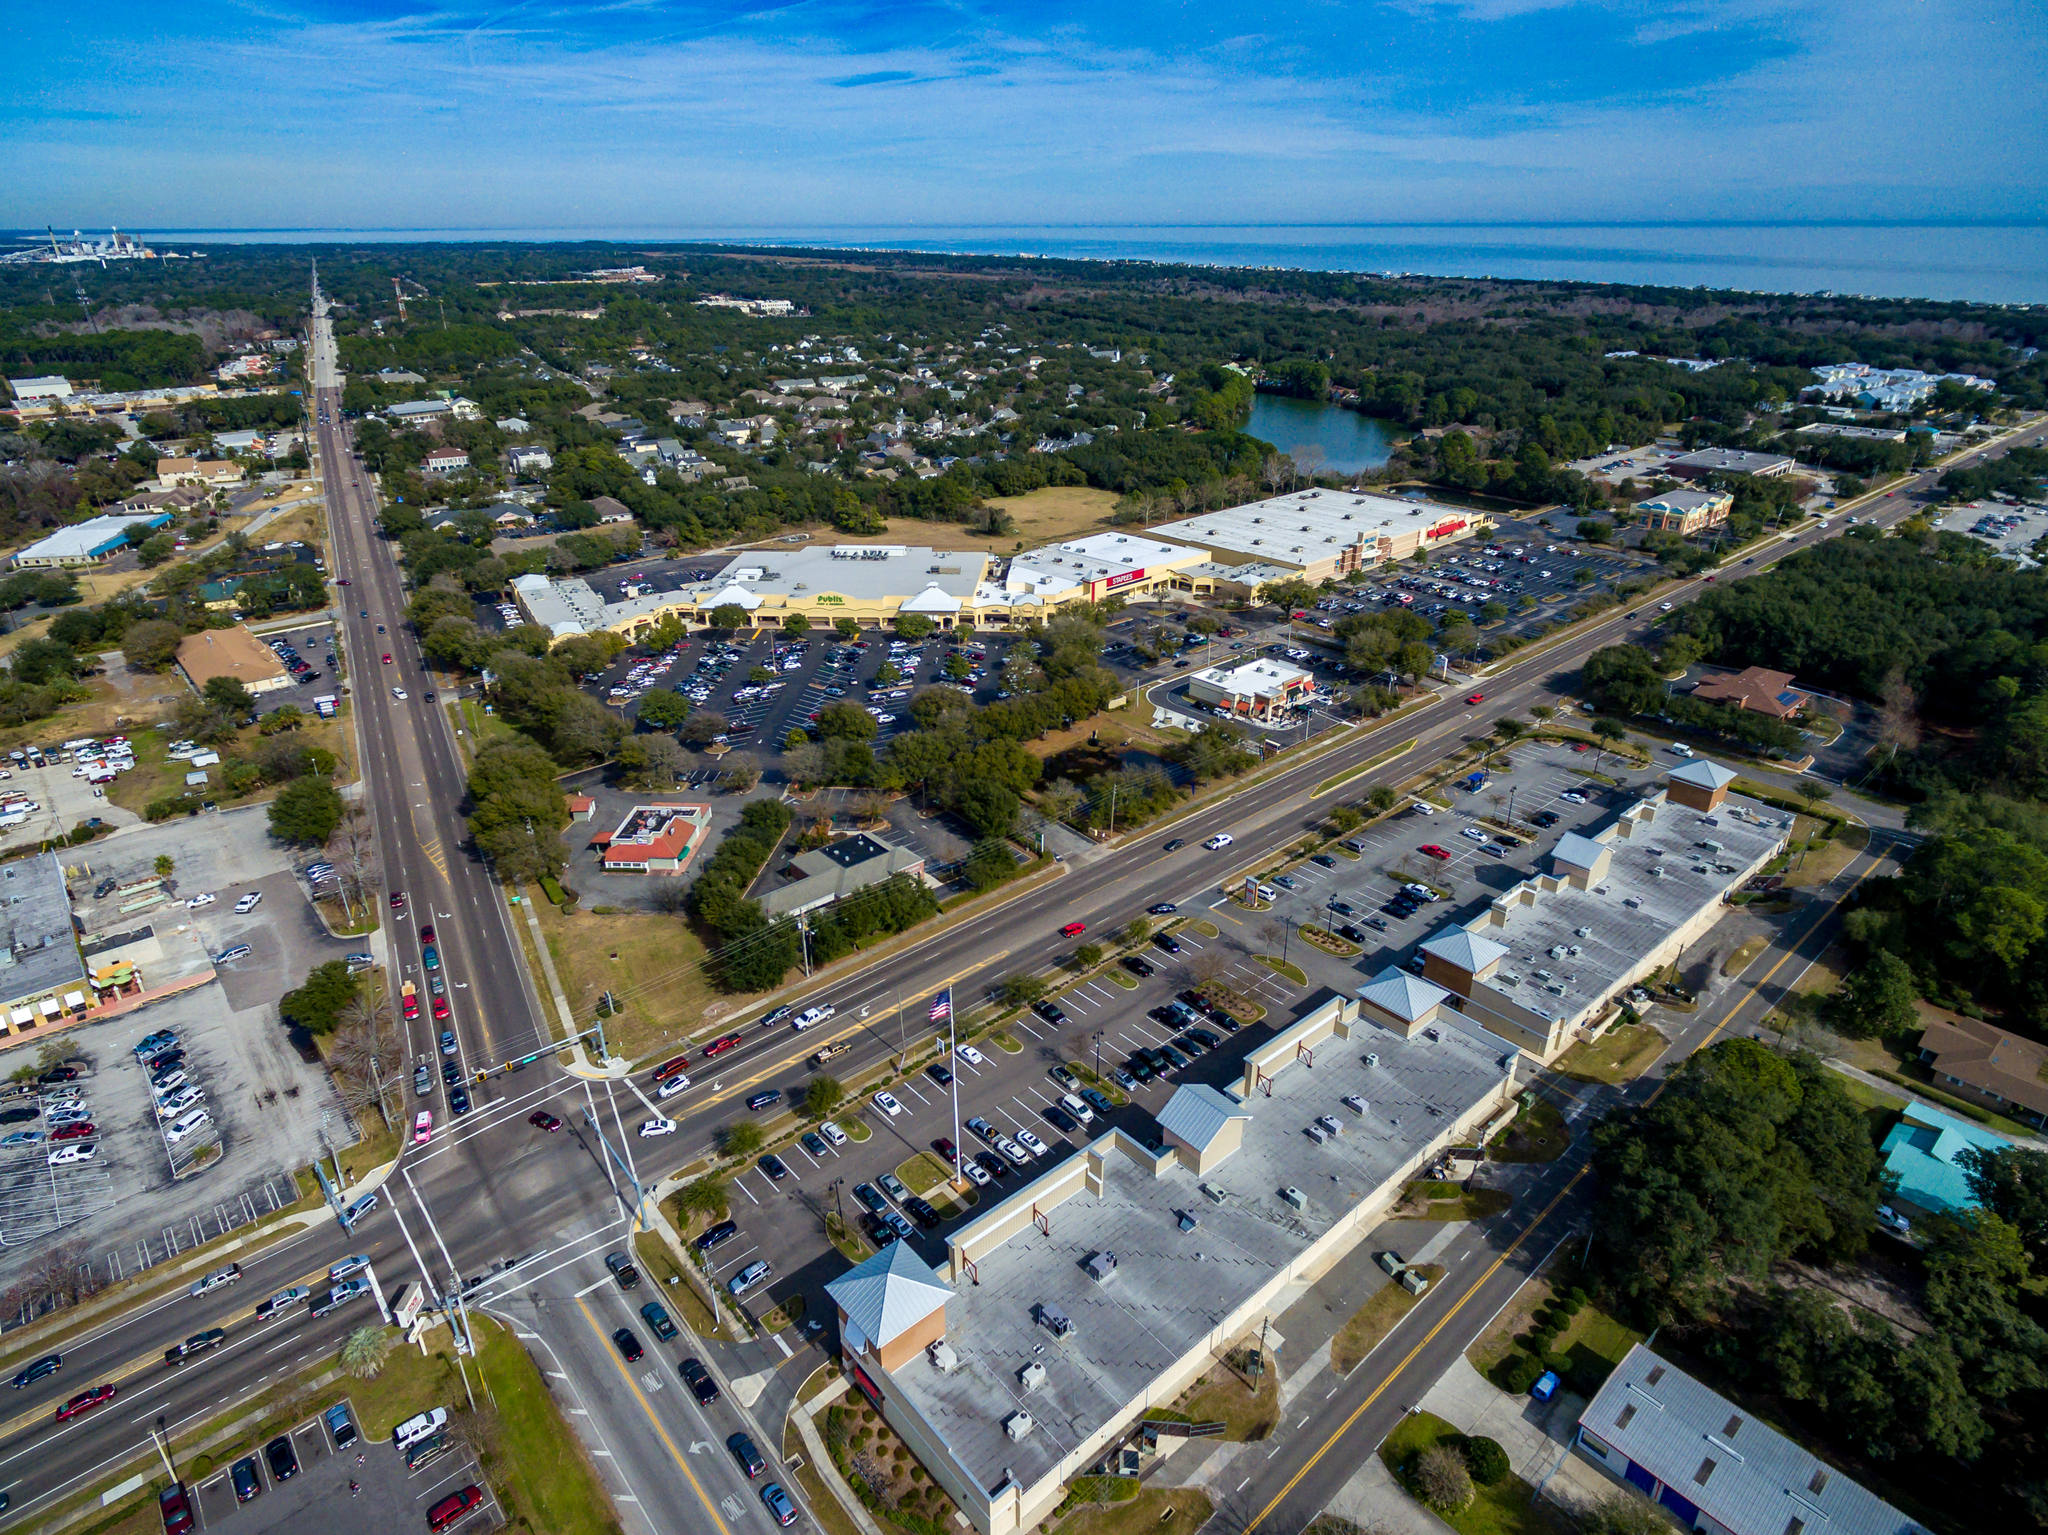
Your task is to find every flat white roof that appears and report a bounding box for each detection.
[1188,656,1312,698]
[13,510,173,562]
[1002,532,1198,596]
[1150,488,1481,566]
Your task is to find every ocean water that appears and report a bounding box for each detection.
[1245,394,1399,474]
[18,222,2046,306]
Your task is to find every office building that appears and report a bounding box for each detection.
[10,510,174,569]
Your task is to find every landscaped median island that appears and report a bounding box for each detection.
[1379,1409,1556,1535]
[1553,1023,1666,1085]
[1486,1092,1570,1163]
[1331,1264,1445,1372]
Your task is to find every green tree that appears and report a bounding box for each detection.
[674,1177,731,1220]
[834,618,860,639]
[957,780,1019,840]
[279,959,358,1034]
[895,613,935,641]
[804,1075,846,1118]
[122,619,184,672]
[711,603,750,631]
[814,702,878,743]
[202,675,255,716]
[1493,717,1528,746]
[781,613,811,637]
[1000,973,1048,1006]
[1074,942,1104,967]
[1823,948,1918,1039]
[634,689,691,731]
[268,777,343,845]
[717,1122,766,1158]
[339,1326,394,1380]
[1367,784,1398,815]
[154,854,175,881]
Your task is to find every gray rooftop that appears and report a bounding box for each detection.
[1419,929,1507,973]
[1581,1345,1928,1535]
[1149,487,1479,566]
[0,854,86,1006]
[694,546,988,606]
[1154,1084,1252,1152]
[1447,783,1790,1026]
[887,1005,1511,1495]
[828,1242,953,1348]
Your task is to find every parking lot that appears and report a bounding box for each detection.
[191,1400,499,1534]
[588,626,1019,763]
[1333,520,1651,647]
[0,810,354,1294]
[1954,498,2048,567]
[255,621,344,717]
[683,740,1674,1336]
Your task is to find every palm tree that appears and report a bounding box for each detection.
[1590,717,1628,774]
[339,1326,394,1380]
[675,1178,731,1221]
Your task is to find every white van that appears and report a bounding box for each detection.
[1059,1092,1095,1125]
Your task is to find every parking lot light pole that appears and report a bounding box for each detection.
[1092,1030,1104,1082]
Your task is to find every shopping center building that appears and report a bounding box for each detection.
[1147,488,1491,584]
[1394,759,1791,1062]
[823,990,1517,1535]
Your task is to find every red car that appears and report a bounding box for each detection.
[1465,692,1485,704]
[420,924,436,945]
[390,891,406,912]
[431,995,450,1022]
[381,653,393,664]
[55,1384,116,1422]
[336,578,350,586]
[402,990,419,1020]
[51,1122,95,1142]
[1419,844,1452,860]
[1060,921,1086,937]
[528,1111,562,1133]
[932,1136,958,1165]
[703,1033,744,1058]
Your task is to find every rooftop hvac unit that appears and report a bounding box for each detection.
[929,1341,960,1373]
[1004,1410,1035,1441]
[1018,1361,1047,1392]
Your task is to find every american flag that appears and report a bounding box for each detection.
[928,988,952,1023]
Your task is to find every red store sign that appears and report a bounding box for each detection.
[1102,568,1148,590]
[1426,519,1469,540]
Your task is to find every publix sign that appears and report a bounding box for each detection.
[811,593,847,605]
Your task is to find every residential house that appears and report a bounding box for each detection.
[1880,1102,2009,1217]
[589,495,634,525]
[1915,1015,2048,1128]
[1689,666,1809,720]
[155,458,241,489]
[508,445,553,475]
[422,446,471,474]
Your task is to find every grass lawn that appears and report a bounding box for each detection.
[1380,1410,1569,1535]
[982,484,1123,544]
[1488,1096,1570,1163]
[786,1420,865,1535]
[843,1117,872,1142]
[1391,1182,1513,1221]
[896,1153,951,1196]
[1721,936,1769,975]
[470,1316,622,1535]
[1108,969,1138,989]
[992,1030,1023,1052]
[531,900,718,1062]
[1190,919,1219,938]
[1255,955,1308,984]
[633,1230,725,1338]
[1056,1489,1213,1535]
[1174,1349,1278,1440]
[1553,1025,1667,1085]
[1331,1266,1444,1373]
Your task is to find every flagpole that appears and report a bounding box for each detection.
[945,988,964,1193]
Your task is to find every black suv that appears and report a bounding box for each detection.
[1121,954,1155,978]
[680,1357,721,1405]
[1031,1000,1067,1026]
[696,1220,738,1252]
[264,1435,299,1483]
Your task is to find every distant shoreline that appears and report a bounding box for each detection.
[6,223,2045,305]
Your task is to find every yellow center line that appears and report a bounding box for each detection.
[575,1296,734,1535]
[1240,841,1891,1535]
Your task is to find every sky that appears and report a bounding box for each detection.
[5,0,2045,232]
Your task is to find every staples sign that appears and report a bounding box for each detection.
[1427,518,1468,540]
[1103,568,1147,590]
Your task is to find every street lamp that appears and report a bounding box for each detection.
[1092,1030,1104,1082]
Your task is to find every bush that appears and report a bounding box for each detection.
[1494,1352,1544,1394]
[1412,1445,1473,1512]
[1460,1435,1510,1486]
[1544,1351,1576,1379]
[539,874,569,905]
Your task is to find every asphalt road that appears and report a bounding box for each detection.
[0,330,2034,1534]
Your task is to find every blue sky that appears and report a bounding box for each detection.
[6,0,2044,230]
